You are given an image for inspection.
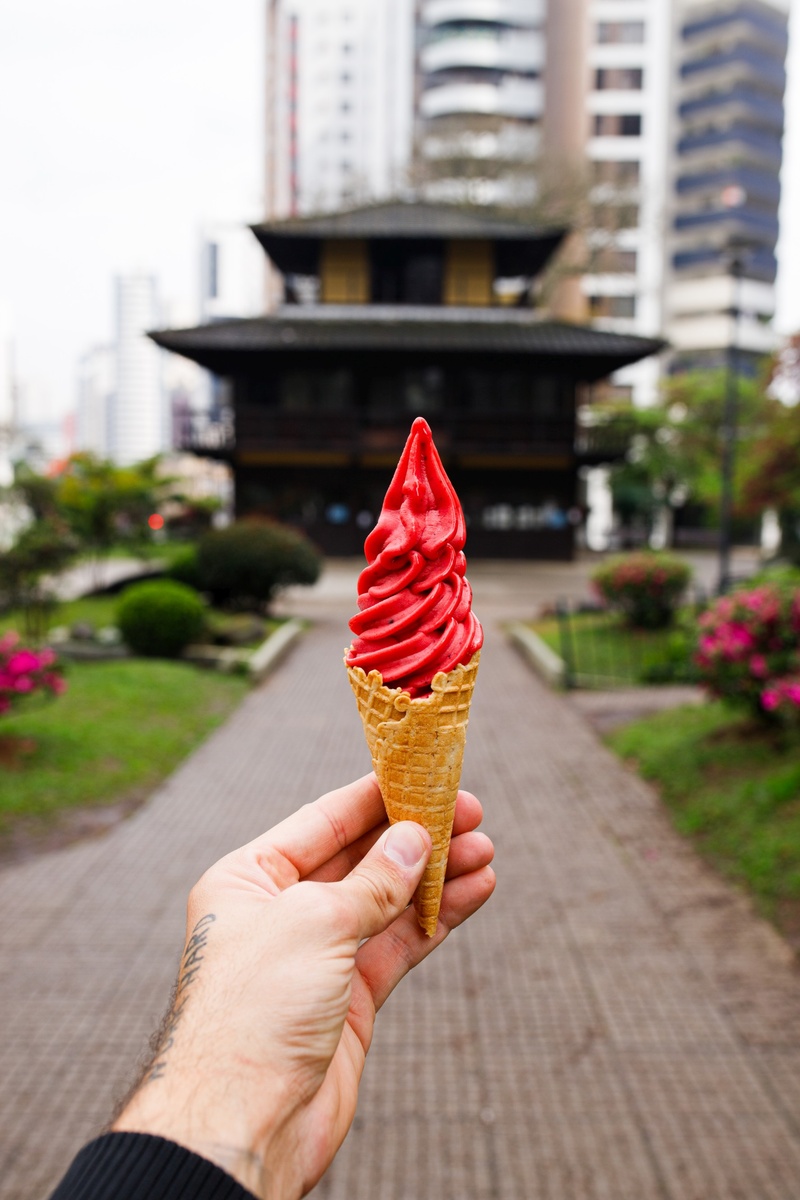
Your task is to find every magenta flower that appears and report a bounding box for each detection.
[0,633,66,718]
[7,650,42,676]
[696,584,800,722]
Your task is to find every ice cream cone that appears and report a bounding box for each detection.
[345,649,480,936]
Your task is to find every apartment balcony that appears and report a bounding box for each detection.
[679,86,784,129]
[682,7,788,50]
[421,31,544,75]
[422,77,543,120]
[672,245,777,283]
[674,206,779,239]
[677,123,782,162]
[676,165,781,203]
[423,0,544,30]
[681,45,786,92]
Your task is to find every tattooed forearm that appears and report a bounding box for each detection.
[140,913,217,1087]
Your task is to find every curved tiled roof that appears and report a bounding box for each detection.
[151,307,664,382]
[251,200,566,242]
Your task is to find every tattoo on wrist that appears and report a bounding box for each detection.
[130,913,218,1095]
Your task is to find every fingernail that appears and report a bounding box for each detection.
[384,823,427,868]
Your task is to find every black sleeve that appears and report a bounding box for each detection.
[48,1132,258,1200]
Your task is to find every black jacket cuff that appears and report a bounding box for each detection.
[48,1132,257,1200]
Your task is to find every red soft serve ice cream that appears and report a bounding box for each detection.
[346,417,483,697]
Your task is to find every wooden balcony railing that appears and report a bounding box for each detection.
[175,408,630,463]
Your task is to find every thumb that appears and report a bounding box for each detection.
[337,822,431,941]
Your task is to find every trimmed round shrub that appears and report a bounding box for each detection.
[167,545,202,591]
[193,519,322,610]
[117,580,206,658]
[592,552,691,629]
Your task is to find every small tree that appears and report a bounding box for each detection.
[597,370,774,544]
[0,519,79,641]
[741,399,800,564]
[53,453,165,559]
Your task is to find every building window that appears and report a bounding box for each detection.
[280,370,353,412]
[593,113,642,137]
[592,159,641,186]
[594,67,643,90]
[403,368,444,416]
[594,247,638,273]
[596,21,645,44]
[206,242,219,300]
[589,294,637,319]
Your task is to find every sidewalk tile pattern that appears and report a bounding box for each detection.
[2,607,800,1200]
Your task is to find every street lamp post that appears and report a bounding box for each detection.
[717,252,743,595]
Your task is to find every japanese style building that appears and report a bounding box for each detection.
[153,202,663,558]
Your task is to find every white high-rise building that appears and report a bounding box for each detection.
[583,0,674,405]
[76,345,114,458]
[263,0,788,403]
[110,274,164,465]
[0,304,15,486]
[417,0,547,205]
[666,0,789,372]
[265,0,415,217]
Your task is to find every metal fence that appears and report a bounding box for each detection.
[554,591,710,690]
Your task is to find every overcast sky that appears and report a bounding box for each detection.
[0,0,264,422]
[1,0,799,425]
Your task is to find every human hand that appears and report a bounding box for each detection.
[113,773,495,1199]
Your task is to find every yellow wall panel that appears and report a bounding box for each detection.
[443,240,494,306]
[320,239,370,304]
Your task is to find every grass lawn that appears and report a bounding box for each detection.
[0,659,248,848]
[609,703,800,943]
[531,611,695,687]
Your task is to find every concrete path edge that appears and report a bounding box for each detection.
[249,617,306,683]
[507,620,565,687]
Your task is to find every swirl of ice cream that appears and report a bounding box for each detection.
[346,417,483,697]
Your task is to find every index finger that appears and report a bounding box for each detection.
[247,773,386,878]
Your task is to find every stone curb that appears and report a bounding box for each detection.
[506,620,566,688]
[248,617,306,683]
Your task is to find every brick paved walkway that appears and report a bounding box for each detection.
[2,568,800,1199]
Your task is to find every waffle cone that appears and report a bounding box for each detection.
[345,650,480,936]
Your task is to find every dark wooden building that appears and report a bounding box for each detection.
[153,202,662,558]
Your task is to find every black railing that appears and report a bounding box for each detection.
[174,412,236,455]
[553,592,710,690]
[175,408,594,460]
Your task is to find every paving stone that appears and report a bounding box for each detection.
[1,565,799,1200]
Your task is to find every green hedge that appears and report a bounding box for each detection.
[117,580,206,658]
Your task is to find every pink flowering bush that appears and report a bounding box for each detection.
[0,631,66,717]
[592,553,691,629]
[695,585,800,719]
